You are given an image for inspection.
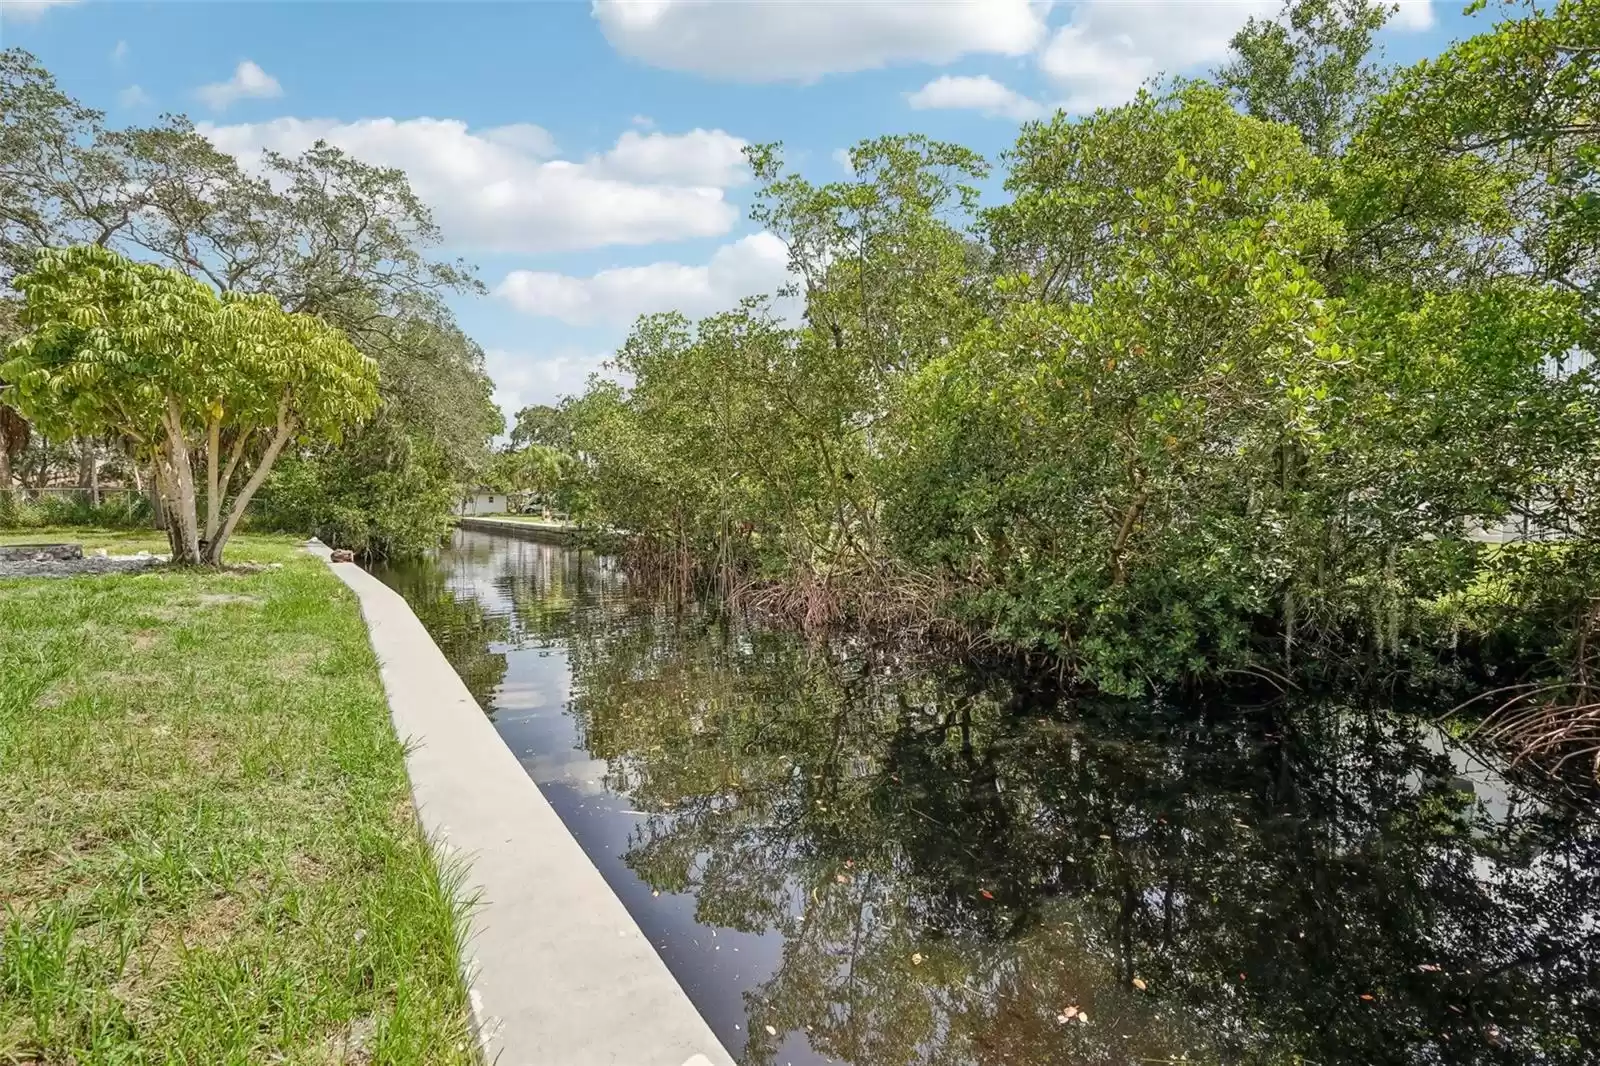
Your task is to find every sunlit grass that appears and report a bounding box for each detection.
[0,533,477,1064]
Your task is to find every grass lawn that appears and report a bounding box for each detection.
[0,530,476,1065]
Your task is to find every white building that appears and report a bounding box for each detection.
[454,490,509,516]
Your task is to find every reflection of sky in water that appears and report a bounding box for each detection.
[373,530,1600,1066]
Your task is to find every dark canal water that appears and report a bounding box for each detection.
[371,529,1600,1066]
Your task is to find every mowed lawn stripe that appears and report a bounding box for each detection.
[0,532,476,1065]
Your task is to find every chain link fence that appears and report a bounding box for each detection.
[0,486,152,530]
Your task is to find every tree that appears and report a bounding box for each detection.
[0,297,27,490]
[896,87,1345,691]
[2,246,378,564]
[0,49,137,281]
[508,403,573,450]
[1217,0,1393,158]
[0,49,499,554]
[489,443,575,509]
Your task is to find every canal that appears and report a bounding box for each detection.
[372,528,1599,1066]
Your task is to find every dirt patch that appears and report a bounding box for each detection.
[319,1014,378,1065]
[195,593,264,607]
[112,891,252,1010]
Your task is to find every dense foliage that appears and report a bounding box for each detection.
[2,247,379,563]
[0,49,499,555]
[560,0,1600,749]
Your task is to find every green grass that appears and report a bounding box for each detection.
[0,531,477,1065]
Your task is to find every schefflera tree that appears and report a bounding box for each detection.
[1,245,379,564]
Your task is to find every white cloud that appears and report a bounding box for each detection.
[1038,0,1434,113]
[481,122,559,157]
[593,128,749,187]
[198,117,744,253]
[111,39,129,64]
[196,60,283,112]
[1039,1,1275,112]
[117,85,151,109]
[592,0,1048,82]
[908,74,1045,121]
[497,232,792,326]
[1392,1,1435,31]
[832,148,855,175]
[0,0,77,23]
[485,347,621,418]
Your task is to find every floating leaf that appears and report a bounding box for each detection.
[1132,977,1147,990]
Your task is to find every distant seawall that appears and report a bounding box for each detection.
[453,516,577,544]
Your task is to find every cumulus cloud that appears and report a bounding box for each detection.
[594,128,750,187]
[496,232,792,326]
[908,74,1045,121]
[117,85,151,109]
[198,117,745,253]
[484,347,621,419]
[1038,0,1434,113]
[1392,0,1435,30]
[592,0,1048,82]
[1038,1,1272,112]
[0,0,77,22]
[196,60,283,112]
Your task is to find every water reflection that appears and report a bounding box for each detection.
[373,531,1600,1066]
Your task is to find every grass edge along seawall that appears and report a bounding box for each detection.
[0,530,479,1064]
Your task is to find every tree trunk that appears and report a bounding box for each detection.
[88,445,100,507]
[205,419,222,543]
[161,402,202,565]
[204,419,295,565]
[149,459,181,558]
[146,463,167,531]
[0,404,27,491]
[77,438,93,503]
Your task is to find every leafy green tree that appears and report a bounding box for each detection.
[1217,0,1393,157]
[0,48,499,553]
[893,87,1344,691]
[508,403,573,450]
[2,246,378,564]
[0,49,136,279]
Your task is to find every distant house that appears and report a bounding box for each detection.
[454,489,508,516]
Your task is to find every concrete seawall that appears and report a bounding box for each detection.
[453,516,578,544]
[310,541,733,1066]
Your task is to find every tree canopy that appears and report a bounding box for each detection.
[0,48,499,554]
[2,246,378,563]
[558,0,1600,751]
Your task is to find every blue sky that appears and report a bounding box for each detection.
[2,0,1483,419]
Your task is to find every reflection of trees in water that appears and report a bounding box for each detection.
[374,534,623,707]
[372,554,511,707]
[565,610,1600,1066]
